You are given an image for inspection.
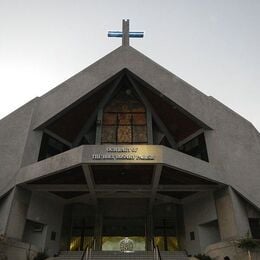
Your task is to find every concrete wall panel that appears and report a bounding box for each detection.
[183,191,218,255]
[26,191,64,256]
[0,190,14,234]
[205,98,260,208]
[0,99,38,196]
[5,187,31,240]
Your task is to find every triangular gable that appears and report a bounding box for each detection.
[32,46,213,130]
[40,69,208,153]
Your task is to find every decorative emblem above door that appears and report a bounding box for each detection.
[119,237,134,252]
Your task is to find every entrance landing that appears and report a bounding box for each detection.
[50,250,189,260]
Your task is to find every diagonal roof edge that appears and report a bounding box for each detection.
[32,45,214,130]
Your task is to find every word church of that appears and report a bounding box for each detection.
[0,20,260,260]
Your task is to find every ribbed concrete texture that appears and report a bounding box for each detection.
[50,250,189,260]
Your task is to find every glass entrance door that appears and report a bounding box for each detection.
[69,217,94,251]
[154,218,179,251]
[102,217,146,251]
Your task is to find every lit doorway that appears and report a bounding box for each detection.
[154,218,179,251]
[69,217,94,251]
[102,217,146,251]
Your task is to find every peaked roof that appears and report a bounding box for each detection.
[1,44,260,210]
[32,46,213,130]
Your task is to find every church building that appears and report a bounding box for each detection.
[0,20,260,260]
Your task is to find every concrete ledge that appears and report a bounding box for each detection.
[205,240,260,260]
[16,145,225,186]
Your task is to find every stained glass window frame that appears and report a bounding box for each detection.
[102,111,148,144]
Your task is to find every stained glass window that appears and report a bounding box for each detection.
[101,88,148,144]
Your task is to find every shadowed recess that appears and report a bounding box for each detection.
[50,191,89,199]
[159,166,217,185]
[158,191,197,199]
[46,71,125,142]
[128,72,204,142]
[28,166,86,184]
[92,165,154,185]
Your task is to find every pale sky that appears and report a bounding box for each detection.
[0,0,259,131]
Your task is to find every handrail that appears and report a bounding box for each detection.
[81,238,95,260]
[151,238,162,260]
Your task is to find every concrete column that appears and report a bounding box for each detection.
[5,187,31,240]
[0,189,15,235]
[229,188,251,237]
[176,205,186,250]
[94,211,103,250]
[60,204,73,251]
[146,214,153,250]
[214,186,250,240]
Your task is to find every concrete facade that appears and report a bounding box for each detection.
[183,191,220,254]
[25,191,64,256]
[0,43,260,259]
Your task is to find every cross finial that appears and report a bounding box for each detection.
[122,19,130,46]
[108,19,144,46]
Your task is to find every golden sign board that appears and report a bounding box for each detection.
[92,147,155,161]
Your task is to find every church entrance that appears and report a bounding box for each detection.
[102,217,146,251]
[69,216,95,251]
[65,199,181,252]
[153,217,179,251]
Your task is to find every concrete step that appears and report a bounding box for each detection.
[49,250,189,260]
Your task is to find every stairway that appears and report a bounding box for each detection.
[49,250,189,260]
